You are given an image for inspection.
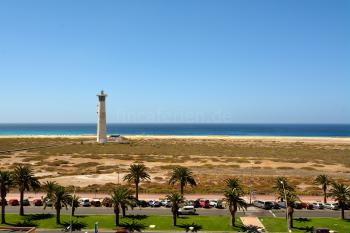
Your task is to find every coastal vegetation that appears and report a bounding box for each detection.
[1,137,349,195]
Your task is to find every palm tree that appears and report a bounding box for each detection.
[12,164,40,216]
[0,171,13,224]
[315,174,332,203]
[169,166,197,195]
[69,194,80,216]
[273,177,299,229]
[123,164,150,201]
[225,177,242,191]
[44,185,71,224]
[329,182,350,220]
[166,192,184,226]
[223,189,247,226]
[111,186,134,226]
[273,176,293,202]
[43,181,58,200]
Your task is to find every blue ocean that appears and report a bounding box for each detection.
[0,123,349,137]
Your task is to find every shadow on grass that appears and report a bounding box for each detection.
[295,218,311,222]
[73,215,88,218]
[124,214,148,220]
[12,219,38,227]
[24,213,54,221]
[293,225,314,232]
[120,221,146,232]
[178,222,202,232]
[62,220,87,231]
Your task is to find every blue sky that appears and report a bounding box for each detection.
[0,0,349,123]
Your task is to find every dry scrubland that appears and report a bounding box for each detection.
[0,136,350,195]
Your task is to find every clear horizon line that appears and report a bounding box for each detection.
[0,122,349,125]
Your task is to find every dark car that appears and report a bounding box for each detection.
[149,201,161,207]
[22,198,30,206]
[193,199,201,208]
[294,202,303,209]
[33,199,43,206]
[91,199,101,207]
[137,200,149,207]
[277,201,286,209]
[9,199,19,206]
[271,202,280,209]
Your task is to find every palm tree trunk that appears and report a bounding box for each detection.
[1,198,5,224]
[230,211,236,226]
[19,190,24,216]
[341,207,345,220]
[115,208,120,226]
[72,207,75,217]
[323,186,327,203]
[56,208,61,224]
[288,207,294,228]
[172,212,177,226]
[180,184,184,195]
[135,182,139,201]
[122,206,126,217]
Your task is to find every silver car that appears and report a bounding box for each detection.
[178,206,196,215]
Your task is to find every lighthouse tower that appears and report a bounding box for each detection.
[97,90,107,143]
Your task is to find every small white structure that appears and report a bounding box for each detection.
[97,90,107,143]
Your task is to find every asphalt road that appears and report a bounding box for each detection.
[4,206,350,218]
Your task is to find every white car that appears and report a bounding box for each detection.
[79,198,91,207]
[324,203,339,210]
[178,206,196,215]
[312,202,324,209]
[209,200,218,207]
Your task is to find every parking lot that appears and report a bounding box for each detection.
[4,204,349,218]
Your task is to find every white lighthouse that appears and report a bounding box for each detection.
[97,90,107,143]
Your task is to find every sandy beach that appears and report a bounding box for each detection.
[1,134,350,143]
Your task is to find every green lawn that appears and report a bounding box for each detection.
[2,214,350,232]
[261,217,350,233]
[0,214,245,231]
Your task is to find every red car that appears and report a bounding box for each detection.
[33,199,43,206]
[300,202,313,210]
[8,199,19,206]
[199,199,210,208]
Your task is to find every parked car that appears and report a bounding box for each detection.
[293,202,303,209]
[160,199,170,207]
[91,199,101,207]
[193,199,201,208]
[136,200,149,207]
[300,202,313,210]
[324,203,339,210]
[22,198,30,206]
[312,202,324,209]
[33,199,43,206]
[178,206,196,215]
[8,199,19,206]
[253,200,274,210]
[79,198,91,207]
[271,202,280,209]
[45,199,53,207]
[198,199,210,208]
[102,197,112,207]
[209,200,224,209]
[148,200,161,207]
[277,201,286,209]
